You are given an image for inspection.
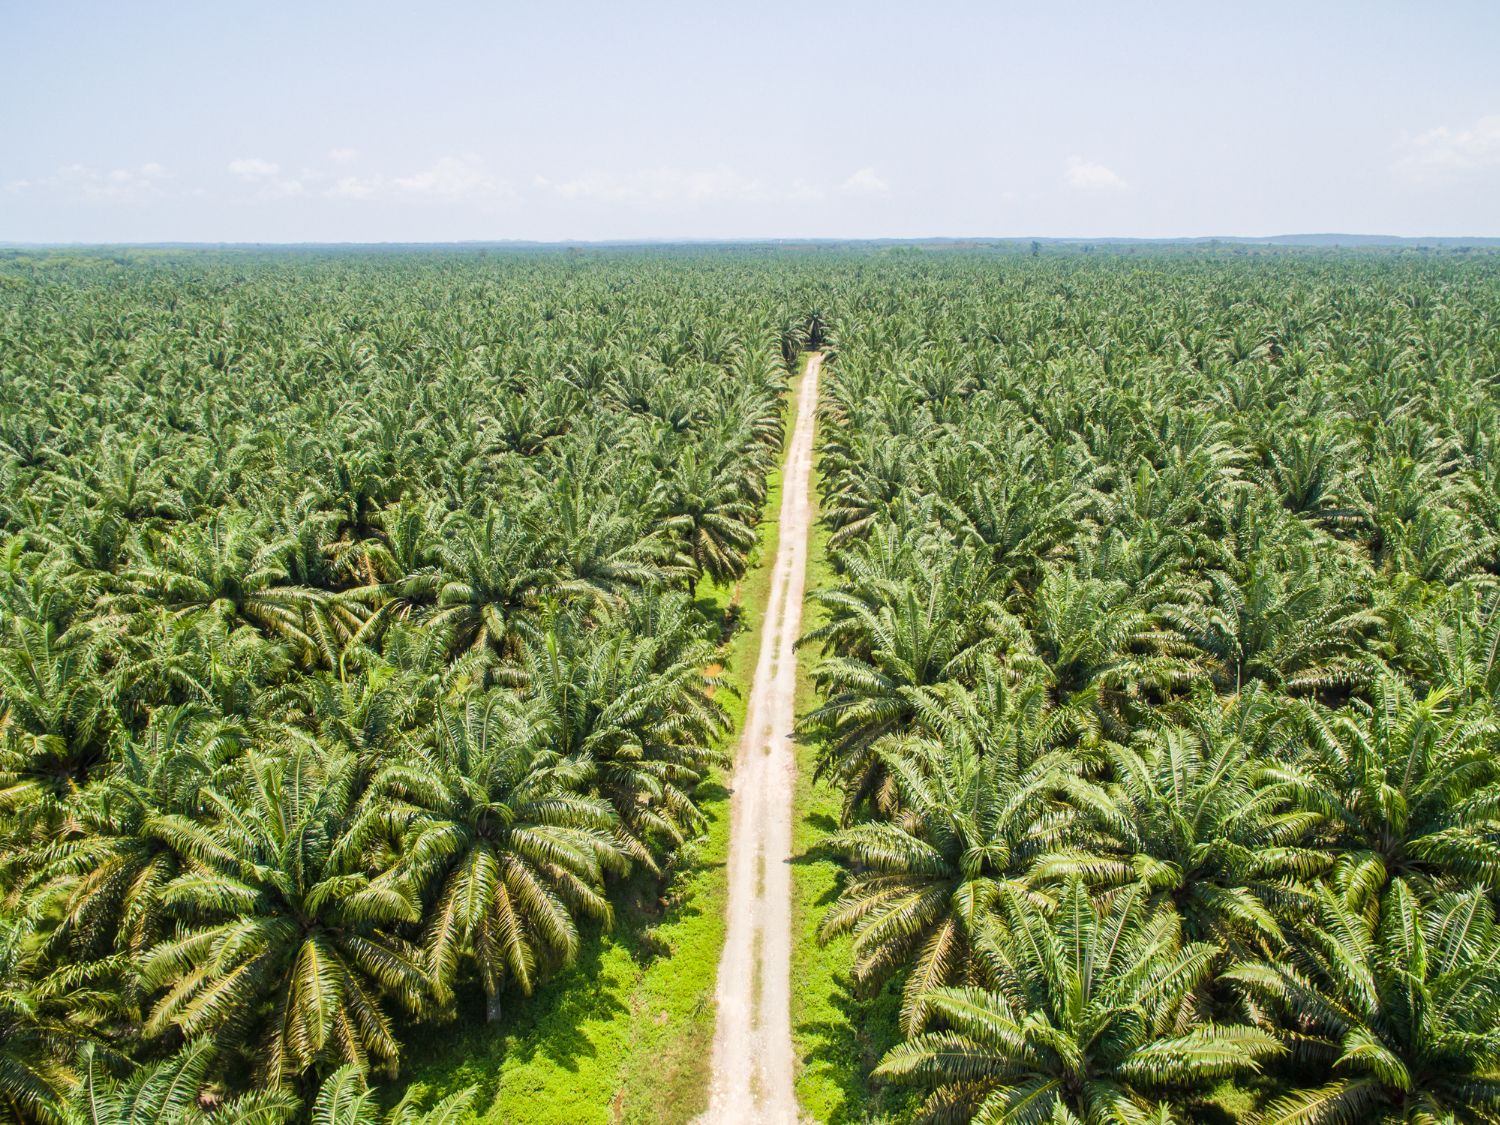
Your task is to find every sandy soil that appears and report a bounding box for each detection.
[699,353,821,1124]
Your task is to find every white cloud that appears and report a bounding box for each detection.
[327,175,381,200]
[839,167,890,195]
[394,155,501,199]
[6,162,169,201]
[326,155,511,204]
[327,147,359,163]
[228,157,305,199]
[260,178,306,199]
[1397,114,1500,180]
[537,165,890,206]
[228,157,280,178]
[541,166,766,205]
[1064,156,1128,192]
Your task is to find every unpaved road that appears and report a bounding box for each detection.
[700,353,821,1124]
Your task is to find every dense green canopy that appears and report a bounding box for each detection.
[4,245,1500,1121]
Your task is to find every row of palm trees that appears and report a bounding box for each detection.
[0,251,826,1121]
[801,253,1500,1123]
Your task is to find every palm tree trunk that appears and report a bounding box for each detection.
[485,987,504,1024]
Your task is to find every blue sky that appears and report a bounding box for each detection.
[4,1,1498,242]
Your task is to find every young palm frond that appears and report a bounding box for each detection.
[307,1064,474,1125]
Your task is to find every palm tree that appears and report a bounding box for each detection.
[1159,546,1382,695]
[652,446,757,596]
[0,913,68,1125]
[1261,424,1354,521]
[27,708,240,961]
[426,509,555,665]
[373,691,623,1023]
[800,546,999,821]
[1228,880,1500,1124]
[942,467,1084,593]
[59,1040,295,1125]
[305,1064,473,1125]
[117,514,333,668]
[1396,583,1500,711]
[547,484,677,607]
[521,619,728,859]
[138,749,428,1084]
[1025,565,1189,724]
[0,614,115,801]
[1033,687,1320,952]
[820,682,1088,1031]
[333,499,445,653]
[820,432,923,549]
[0,912,121,1125]
[44,437,183,526]
[1265,675,1500,912]
[875,880,1282,1124]
[103,608,291,725]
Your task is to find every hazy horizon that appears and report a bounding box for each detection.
[7,234,1500,250]
[6,1,1499,244]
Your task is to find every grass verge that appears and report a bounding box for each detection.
[388,360,804,1124]
[789,360,911,1124]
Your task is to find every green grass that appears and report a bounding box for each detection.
[789,363,911,1125]
[387,362,803,1125]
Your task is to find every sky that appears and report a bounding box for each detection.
[4,1,1499,243]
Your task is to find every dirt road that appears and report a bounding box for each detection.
[700,353,821,1124]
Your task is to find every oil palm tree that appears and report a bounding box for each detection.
[426,509,555,665]
[59,1039,295,1125]
[1397,583,1500,711]
[1025,565,1189,723]
[1266,675,1500,912]
[820,686,1089,1031]
[0,912,68,1125]
[547,485,677,607]
[1159,548,1383,695]
[521,619,728,860]
[1228,880,1500,1124]
[875,880,1282,1123]
[26,708,241,961]
[373,691,623,1023]
[117,514,332,668]
[333,499,445,652]
[0,614,115,800]
[1033,687,1321,952]
[138,749,428,1084]
[800,551,1000,822]
[651,446,757,596]
[0,912,122,1125]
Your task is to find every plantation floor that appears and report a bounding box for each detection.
[388,357,813,1125]
[701,353,822,1123]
